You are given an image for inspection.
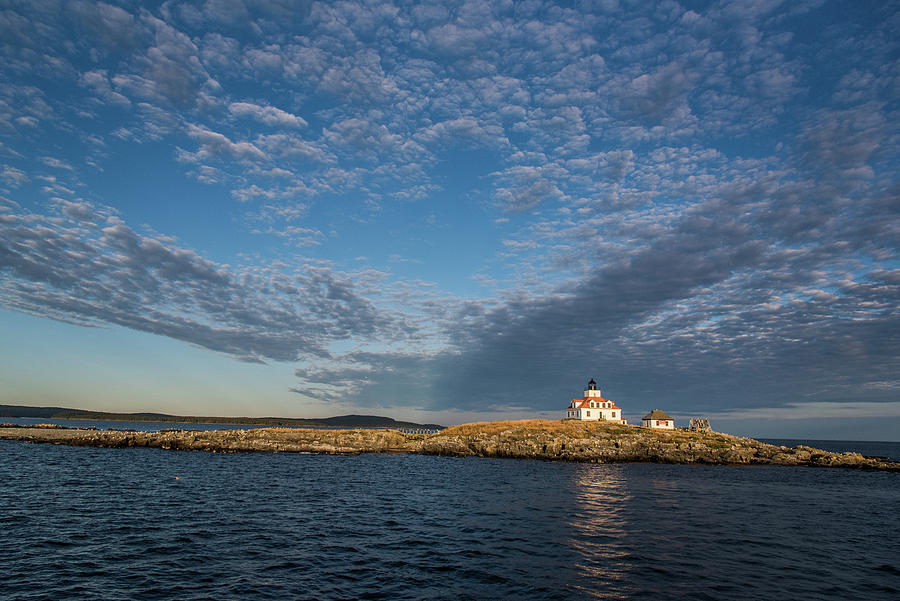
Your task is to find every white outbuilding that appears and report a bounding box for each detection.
[642,409,675,429]
[564,379,627,424]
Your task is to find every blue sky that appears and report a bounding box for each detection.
[1,0,898,439]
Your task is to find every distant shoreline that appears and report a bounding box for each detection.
[0,404,444,430]
[2,419,898,472]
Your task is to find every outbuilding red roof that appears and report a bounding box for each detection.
[642,409,673,420]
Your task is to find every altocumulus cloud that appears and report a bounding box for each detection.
[0,0,898,423]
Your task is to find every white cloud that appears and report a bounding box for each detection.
[40,157,74,171]
[229,101,307,128]
[1,166,29,187]
[79,70,132,107]
[186,125,268,162]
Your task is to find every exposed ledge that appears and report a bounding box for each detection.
[2,420,898,472]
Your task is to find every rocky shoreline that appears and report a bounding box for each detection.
[2,420,898,471]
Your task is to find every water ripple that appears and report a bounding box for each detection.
[1,442,898,600]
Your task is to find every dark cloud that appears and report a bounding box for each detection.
[0,207,394,364]
[68,1,142,51]
[143,54,202,106]
[798,105,889,175]
[620,62,694,124]
[297,171,899,416]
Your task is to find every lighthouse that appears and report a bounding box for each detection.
[564,379,627,424]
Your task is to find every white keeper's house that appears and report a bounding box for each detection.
[642,409,675,429]
[564,379,627,424]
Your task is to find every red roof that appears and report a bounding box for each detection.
[569,396,620,410]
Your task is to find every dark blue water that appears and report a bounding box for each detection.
[1,441,898,600]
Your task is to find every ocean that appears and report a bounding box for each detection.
[1,431,898,600]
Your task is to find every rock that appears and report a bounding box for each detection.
[1,421,899,472]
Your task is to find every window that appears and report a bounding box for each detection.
[612,412,616,418]
[586,411,591,417]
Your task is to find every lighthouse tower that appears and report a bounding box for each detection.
[564,379,627,424]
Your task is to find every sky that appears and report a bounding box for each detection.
[1,0,898,440]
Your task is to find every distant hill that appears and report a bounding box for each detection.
[0,405,75,418]
[0,404,443,430]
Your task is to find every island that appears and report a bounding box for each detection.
[1,419,898,472]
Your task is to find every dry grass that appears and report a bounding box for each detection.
[434,419,749,448]
[260,427,326,433]
[259,420,742,448]
[437,418,636,438]
[259,426,399,434]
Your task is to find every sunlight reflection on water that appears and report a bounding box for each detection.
[567,465,632,599]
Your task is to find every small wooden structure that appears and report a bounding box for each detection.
[689,418,711,432]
